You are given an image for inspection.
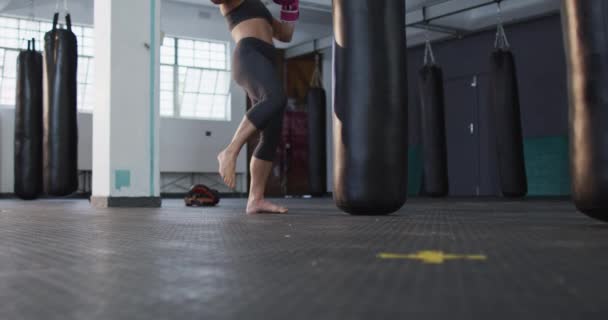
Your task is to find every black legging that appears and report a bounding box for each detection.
[233,37,286,161]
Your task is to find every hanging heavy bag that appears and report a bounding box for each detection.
[332,0,408,215]
[562,0,608,222]
[15,39,44,200]
[418,41,449,197]
[43,13,78,196]
[307,55,327,197]
[489,24,527,198]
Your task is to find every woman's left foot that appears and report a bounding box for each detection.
[246,199,288,214]
[218,149,237,189]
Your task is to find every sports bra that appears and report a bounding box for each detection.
[225,0,274,31]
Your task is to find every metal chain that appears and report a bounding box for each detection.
[423,31,436,65]
[29,0,35,19]
[494,2,510,49]
[55,0,69,13]
[310,54,323,88]
[421,6,436,66]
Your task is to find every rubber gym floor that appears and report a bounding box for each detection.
[1,198,607,319]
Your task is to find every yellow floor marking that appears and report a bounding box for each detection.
[377,250,487,264]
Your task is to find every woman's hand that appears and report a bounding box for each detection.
[272,0,297,42]
[272,18,295,43]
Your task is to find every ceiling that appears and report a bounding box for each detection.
[1,0,562,47]
[168,0,561,45]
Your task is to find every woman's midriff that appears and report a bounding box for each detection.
[231,18,274,45]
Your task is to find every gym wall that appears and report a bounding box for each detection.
[407,13,569,197]
[0,0,249,194]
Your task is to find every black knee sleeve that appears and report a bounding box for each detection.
[253,110,284,161]
[247,93,287,130]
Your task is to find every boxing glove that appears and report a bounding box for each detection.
[280,1,299,23]
[273,0,296,5]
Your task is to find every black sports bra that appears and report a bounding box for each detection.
[225,0,274,31]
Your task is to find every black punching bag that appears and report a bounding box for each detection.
[307,56,327,196]
[43,13,78,196]
[418,42,448,197]
[332,0,408,215]
[562,0,608,221]
[14,40,43,200]
[489,26,527,198]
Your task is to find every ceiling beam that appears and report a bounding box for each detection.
[408,22,468,37]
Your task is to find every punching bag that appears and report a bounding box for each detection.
[562,0,608,221]
[332,0,408,215]
[307,55,327,196]
[489,25,527,198]
[418,42,449,197]
[43,13,78,196]
[14,40,43,200]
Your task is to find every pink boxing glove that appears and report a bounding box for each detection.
[273,0,297,5]
[280,1,299,23]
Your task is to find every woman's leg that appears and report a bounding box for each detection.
[218,39,287,212]
[217,89,285,189]
[246,111,287,214]
[247,157,288,214]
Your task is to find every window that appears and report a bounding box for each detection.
[0,15,94,112]
[0,16,230,120]
[160,36,231,121]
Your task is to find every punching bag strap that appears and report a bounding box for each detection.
[31,38,36,51]
[310,54,323,88]
[52,12,59,30]
[65,14,72,31]
[27,40,31,51]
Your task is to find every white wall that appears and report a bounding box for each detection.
[0,107,14,192]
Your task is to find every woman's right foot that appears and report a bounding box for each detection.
[218,149,237,189]
[246,199,289,214]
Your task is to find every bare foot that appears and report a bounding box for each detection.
[218,149,237,189]
[246,199,289,214]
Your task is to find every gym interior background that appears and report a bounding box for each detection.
[0,0,570,198]
[1,0,608,319]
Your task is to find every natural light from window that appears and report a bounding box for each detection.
[0,16,231,121]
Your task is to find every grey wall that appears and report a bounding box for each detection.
[407,14,568,144]
[406,14,570,196]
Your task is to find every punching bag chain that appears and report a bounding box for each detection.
[310,54,323,88]
[29,0,35,19]
[23,0,35,49]
[55,0,69,14]
[423,33,436,66]
[421,7,436,66]
[494,2,510,50]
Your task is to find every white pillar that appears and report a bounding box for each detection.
[91,0,161,207]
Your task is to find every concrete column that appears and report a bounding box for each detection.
[91,0,161,207]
